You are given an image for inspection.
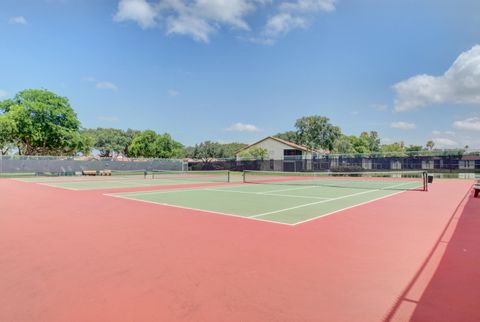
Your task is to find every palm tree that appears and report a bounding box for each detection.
[426,140,435,151]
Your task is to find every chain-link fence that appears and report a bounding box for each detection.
[188,154,480,173]
[0,155,185,176]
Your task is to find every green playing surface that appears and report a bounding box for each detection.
[107,179,422,225]
[16,172,238,190]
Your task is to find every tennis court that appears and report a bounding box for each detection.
[1,170,479,322]
[107,170,428,225]
[16,170,235,190]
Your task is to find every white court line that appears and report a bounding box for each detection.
[37,182,80,191]
[263,193,332,200]
[111,186,212,197]
[104,193,294,226]
[256,185,320,194]
[292,189,408,226]
[251,181,415,218]
[204,188,332,200]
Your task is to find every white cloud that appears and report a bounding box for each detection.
[393,44,480,111]
[97,115,120,122]
[263,13,307,38]
[453,117,480,131]
[96,81,119,91]
[166,14,215,43]
[225,122,261,132]
[433,138,458,147]
[390,121,416,130]
[168,89,180,97]
[279,0,336,12]
[113,0,336,43]
[114,0,157,29]
[9,16,28,25]
[0,90,8,98]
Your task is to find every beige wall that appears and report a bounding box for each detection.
[236,138,309,160]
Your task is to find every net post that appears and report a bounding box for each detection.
[227,170,230,183]
[423,171,428,191]
[242,171,246,183]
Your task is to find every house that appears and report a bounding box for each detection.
[235,136,321,171]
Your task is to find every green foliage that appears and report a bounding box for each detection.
[274,131,298,143]
[333,132,380,155]
[381,142,406,156]
[192,141,225,161]
[0,114,16,155]
[238,147,269,160]
[85,128,139,157]
[294,115,342,151]
[332,136,355,154]
[222,142,248,158]
[426,140,435,150]
[128,130,183,158]
[0,89,91,155]
[405,145,423,152]
[360,131,381,152]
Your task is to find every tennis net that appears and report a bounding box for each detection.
[243,170,428,191]
[151,170,230,183]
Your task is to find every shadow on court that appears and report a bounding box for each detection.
[385,190,480,321]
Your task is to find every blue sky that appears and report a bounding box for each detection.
[1,0,480,148]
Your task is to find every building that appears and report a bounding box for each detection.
[235,136,321,171]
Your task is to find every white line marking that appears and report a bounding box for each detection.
[292,190,408,226]
[251,181,415,218]
[111,187,208,196]
[104,193,294,226]
[37,182,80,191]
[256,185,320,194]
[203,188,332,200]
[263,193,332,200]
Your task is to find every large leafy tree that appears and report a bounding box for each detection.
[274,131,298,144]
[360,131,381,152]
[128,130,183,158]
[0,89,92,155]
[0,114,16,155]
[294,116,342,151]
[85,128,139,157]
[192,141,225,162]
[222,142,248,158]
[238,147,269,160]
[332,136,355,154]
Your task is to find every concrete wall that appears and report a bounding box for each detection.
[236,138,309,161]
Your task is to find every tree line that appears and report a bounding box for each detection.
[0,89,247,158]
[275,115,437,155]
[1,89,438,159]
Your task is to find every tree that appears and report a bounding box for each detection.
[426,140,435,151]
[350,135,370,154]
[238,147,269,160]
[128,130,183,158]
[0,114,16,155]
[381,142,405,156]
[274,131,298,143]
[332,136,355,154]
[294,115,342,151]
[85,128,139,157]
[192,141,225,162]
[360,131,381,152]
[0,89,91,155]
[222,143,248,158]
[405,145,423,152]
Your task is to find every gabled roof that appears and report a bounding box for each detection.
[235,136,316,154]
